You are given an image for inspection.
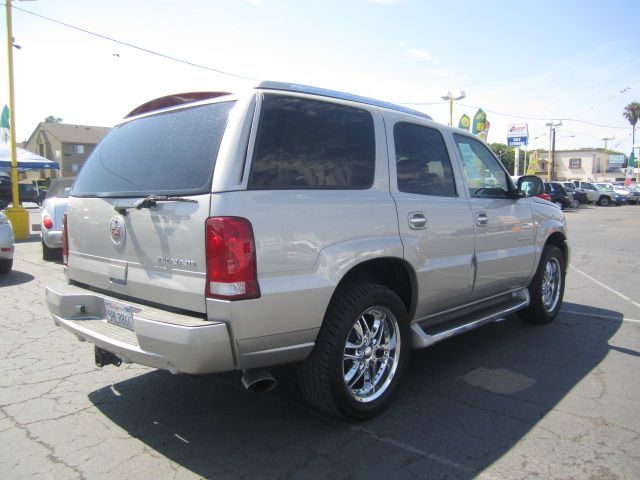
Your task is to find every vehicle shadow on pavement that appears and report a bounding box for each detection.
[0,269,35,286]
[88,302,621,479]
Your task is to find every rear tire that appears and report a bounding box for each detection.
[42,240,60,261]
[0,258,12,274]
[298,282,410,420]
[519,245,565,324]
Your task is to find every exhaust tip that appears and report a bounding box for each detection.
[241,369,277,393]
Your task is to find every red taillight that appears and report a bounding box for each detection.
[206,217,260,300]
[62,213,68,265]
[536,193,551,201]
[42,215,54,230]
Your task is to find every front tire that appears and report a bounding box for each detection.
[519,245,565,324]
[298,282,410,420]
[598,196,610,206]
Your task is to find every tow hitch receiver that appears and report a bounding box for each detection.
[95,346,122,368]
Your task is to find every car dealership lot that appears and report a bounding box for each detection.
[1,205,639,479]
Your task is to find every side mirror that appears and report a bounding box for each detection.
[517,175,544,197]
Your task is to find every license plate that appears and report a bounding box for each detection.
[105,300,134,331]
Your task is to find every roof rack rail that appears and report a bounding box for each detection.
[257,81,432,121]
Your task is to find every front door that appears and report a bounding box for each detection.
[452,134,536,299]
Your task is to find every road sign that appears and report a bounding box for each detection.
[507,123,528,146]
[608,154,624,167]
[508,136,528,146]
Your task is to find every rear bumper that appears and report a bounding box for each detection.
[46,283,235,374]
[0,225,13,259]
[42,229,63,248]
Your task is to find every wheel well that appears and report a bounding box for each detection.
[545,232,568,265]
[334,258,416,319]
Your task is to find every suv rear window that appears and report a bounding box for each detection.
[249,94,375,189]
[72,102,235,197]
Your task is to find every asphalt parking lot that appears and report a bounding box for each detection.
[1,204,639,479]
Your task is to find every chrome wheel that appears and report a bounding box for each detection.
[343,306,400,403]
[542,257,562,313]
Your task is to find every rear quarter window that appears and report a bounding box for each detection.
[72,101,235,197]
[249,95,375,189]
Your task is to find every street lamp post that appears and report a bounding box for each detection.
[441,91,466,127]
[601,136,614,181]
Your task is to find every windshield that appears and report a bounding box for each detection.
[72,101,235,197]
[46,178,75,198]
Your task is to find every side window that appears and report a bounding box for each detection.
[249,94,375,189]
[394,123,456,197]
[454,134,511,198]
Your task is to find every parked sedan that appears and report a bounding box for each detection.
[612,183,639,205]
[0,211,14,274]
[40,177,74,261]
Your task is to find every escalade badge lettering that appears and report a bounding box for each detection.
[109,216,126,248]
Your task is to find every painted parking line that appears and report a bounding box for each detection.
[561,309,640,324]
[569,265,640,310]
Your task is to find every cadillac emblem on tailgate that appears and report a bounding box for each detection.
[109,215,126,247]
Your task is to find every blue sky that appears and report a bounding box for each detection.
[1,0,639,154]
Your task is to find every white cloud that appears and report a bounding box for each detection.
[248,0,264,6]
[405,48,433,62]
[370,0,402,4]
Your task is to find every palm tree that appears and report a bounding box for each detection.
[623,102,640,146]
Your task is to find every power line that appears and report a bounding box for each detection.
[402,100,629,130]
[5,2,260,82]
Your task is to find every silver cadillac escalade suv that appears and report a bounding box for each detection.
[46,82,568,419]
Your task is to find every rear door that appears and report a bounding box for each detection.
[68,100,236,314]
[387,115,475,318]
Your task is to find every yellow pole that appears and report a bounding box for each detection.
[4,0,30,239]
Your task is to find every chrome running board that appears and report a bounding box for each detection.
[410,289,530,349]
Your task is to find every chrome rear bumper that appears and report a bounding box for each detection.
[46,283,235,374]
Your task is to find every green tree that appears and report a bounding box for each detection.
[623,102,640,146]
[488,142,519,174]
[44,115,63,123]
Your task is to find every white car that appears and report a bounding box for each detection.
[0,211,14,274]
[41,177,74,261]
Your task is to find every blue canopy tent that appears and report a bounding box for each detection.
[0,144,60,170]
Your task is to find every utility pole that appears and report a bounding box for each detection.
[545,121,562,181]
[4,0,29,239]
[602,136,614,181]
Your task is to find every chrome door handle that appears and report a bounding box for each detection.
[408,212,427,230]
[476,213,488,227]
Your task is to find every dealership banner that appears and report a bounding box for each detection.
[472,109,486,136]
[507,123,528,147]
[458,114,471,131]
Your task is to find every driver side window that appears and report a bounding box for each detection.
[454,134,510,198]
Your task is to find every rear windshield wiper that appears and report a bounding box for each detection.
[114,195,197,215]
